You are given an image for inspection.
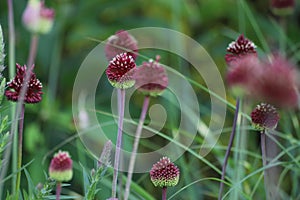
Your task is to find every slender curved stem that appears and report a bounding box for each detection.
[218,97,240,200]
[124,96,150,200]
[111,89,126,198]
[27,34,39,70]
[261,131,271,200]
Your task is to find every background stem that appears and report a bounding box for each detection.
[218,97,240,200]
[124,95,150,200]
[260,132,270,200]
[15,104,25,195]
[111,89,126,198]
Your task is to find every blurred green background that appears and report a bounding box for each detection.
[0,0,300,199]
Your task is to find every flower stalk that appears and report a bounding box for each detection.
[124,95,150,200]
[56,182,61,200]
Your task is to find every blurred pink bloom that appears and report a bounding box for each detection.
[271,0,295,15]
[225,34,257,65]
[105,30,138,61]
[251,55,299,108]
[134,57,168,97]
[22,0,55,34]
[251,103,279,132]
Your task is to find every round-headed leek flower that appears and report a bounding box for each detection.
[106,52,136,89]
[22,0,55,34]
[271,0,295,16]
[150,157,180,188]
[251,103,280,133]
[49,150,73,182]
[5,64,43,104]
[251,55,299,108]
[225,34,257,65]
[134,58,168,97]
[105,30,138,61]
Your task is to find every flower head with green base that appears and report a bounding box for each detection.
[251,103,280,132]
[150,157,180,187]
[49,150,73,182]
[106,52,136,89]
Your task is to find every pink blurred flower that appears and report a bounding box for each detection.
[105,30,138,61]
[271,0,295,15]
[225,34,257,65]
[22,0,55,34]
[5,64,43,104]
[134,57,168,97]
[251,55,299,108]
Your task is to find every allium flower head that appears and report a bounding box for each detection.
[251,103,279,132]
[225,34,257,64]
[49,150,73,182]
[271,0,295,16]
[252,55,299,108]
[105,30,138,61]
[134,57,168,97]
[22,0,55,34]
[106,52,136,89]
[5,64,43,104]
[150,157,180,187]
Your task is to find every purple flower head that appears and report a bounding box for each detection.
[251,103,280,132]
[22,0,55,34]
[134,56,168,97]
[271,0,295,15]
[49,150,73,182]
[225,34,257,65]
[106,52,136,89]
[105,30,138,61]
[150,157,180,187]
[251,55,299,108]
[5,64,43,104]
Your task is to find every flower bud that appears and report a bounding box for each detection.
[49,150,73,182]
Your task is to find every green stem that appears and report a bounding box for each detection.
[124,96,150,200]
[111,89,126,198]
[15,104,25,196]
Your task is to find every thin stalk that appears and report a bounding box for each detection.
[56,182,61,200]
[218,97,240,200]
[162,186,167,200]
[111,89,126,198]
[124,96,150,200]
[27,34,39,70]
[15,104,25,195]
[261,131,271,200]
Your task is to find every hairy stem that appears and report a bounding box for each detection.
[124,96,150,200]
[111,89,126,198]
[218,97,240,200]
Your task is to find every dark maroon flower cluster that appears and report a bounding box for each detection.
[150,157,180,187]
[5,64,43,104]
[134,58,168,96]
[251,103,280,132]
[106,52,136,89]
[225,34,257,64]
[105,30,138,61]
